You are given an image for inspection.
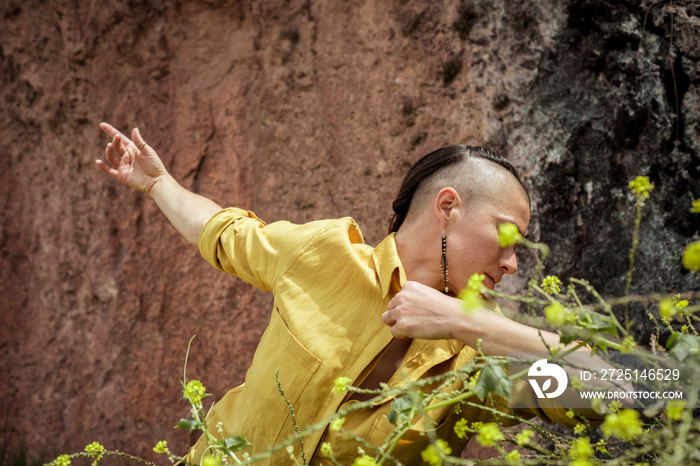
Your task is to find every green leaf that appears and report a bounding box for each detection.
[220,435,251,453]
[576,311,618,336]
[473,364,510,401]
[388,396,414,425]
[666,333,700,361]
[391,395,414,413]
[558,333,576,346]
[174,418,201,431]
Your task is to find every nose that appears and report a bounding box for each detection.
[500,249,518,274]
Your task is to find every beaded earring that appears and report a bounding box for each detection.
[441,226,449,294]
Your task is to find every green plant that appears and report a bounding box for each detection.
[46,180,699,465]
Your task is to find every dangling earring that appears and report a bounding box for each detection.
[441,226,449,294]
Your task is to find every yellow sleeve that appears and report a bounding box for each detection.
[198,208,362,292]
[198,208,315,291]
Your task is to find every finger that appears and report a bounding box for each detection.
[95,159,120,179]
[113,134,133,159]
[105,142,121,168]
[382,310,396,326]
[387,292,401,311]
[389,325,405,339]
[100,122,123,139]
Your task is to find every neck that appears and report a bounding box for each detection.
[394,221,442,291]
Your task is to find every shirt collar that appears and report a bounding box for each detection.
[371,233,406,299]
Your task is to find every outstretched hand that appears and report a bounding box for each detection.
[382,281,467,340]
[96,122,168,193]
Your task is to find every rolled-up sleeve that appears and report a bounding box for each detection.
[199,208,303,292]
[198,208,352,293]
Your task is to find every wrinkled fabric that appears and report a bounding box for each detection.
[185,208,574,465]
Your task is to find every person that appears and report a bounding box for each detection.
[96,123,601,465]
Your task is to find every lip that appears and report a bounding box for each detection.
[483,274,496,290]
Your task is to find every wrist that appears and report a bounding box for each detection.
[147,172,175,197]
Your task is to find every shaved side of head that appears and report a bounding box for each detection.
[389,145,530,234]
[406,157,516,222]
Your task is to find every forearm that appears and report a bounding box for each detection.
[451,309,565,356]
[452,306,633,405]
[148,173,223,246]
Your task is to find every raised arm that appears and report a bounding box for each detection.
[96,122,223,245]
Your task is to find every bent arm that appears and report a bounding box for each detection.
[384,281,633,410]
[383,281,566,354]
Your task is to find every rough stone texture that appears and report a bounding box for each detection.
[0,0,697,462]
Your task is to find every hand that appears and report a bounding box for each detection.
[96,122,168,193]
[382,281,466,340]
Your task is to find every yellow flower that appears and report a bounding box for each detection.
[454,418,469,439]
[628,176,654,199]
[682,240,700,272]
[476,423,504,447]
[153,440,168,454]
[515,429,534,446]
[620,335,636,353]
[202,456,220,466]
[673,294,689,310]
[541,275,562,294]
[351,455,379,466]
[544,302,568,327]
[421,440,451,466]
[661,294,689,319]
[498,222,522,247]
[84,442,105,461]
[459,288,485,313]
[467,273,486,291]
[183,380,207,405]
[467,371,481,388]
[659,298,677,319]
[320,442,333,457]
[570,460,595,466]
[691,199,700,213]
[595,439,609,455]
[330,417,345,432]
[666,399,686,421]
[333,376,352,394]
[569,437,593,460]
[574,423,587,435]
[505,450,521,464]
[609,400,622,413]
[601,409,643,440]
[55,455,71,466]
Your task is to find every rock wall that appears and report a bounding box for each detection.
[0,0,697,462]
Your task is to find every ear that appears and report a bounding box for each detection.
[433,187,461,225]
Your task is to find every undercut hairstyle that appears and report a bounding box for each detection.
[388,145,529,234]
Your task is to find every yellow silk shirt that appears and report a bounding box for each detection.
[185,208,575,465]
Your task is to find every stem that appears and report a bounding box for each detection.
[625,197,644,324]
[275,369,307,465]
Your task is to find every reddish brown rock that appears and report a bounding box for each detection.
[1,0,697,462]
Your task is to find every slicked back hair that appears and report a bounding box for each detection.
[388,145,529,234]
